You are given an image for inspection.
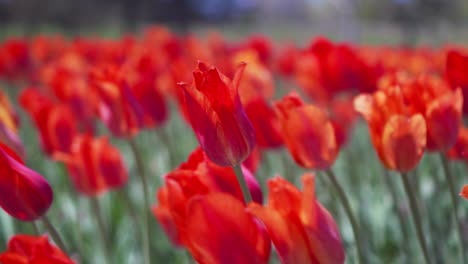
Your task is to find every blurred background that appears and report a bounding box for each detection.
[1,0,468,44]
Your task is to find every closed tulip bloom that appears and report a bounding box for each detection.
[0,144,53,221]
[153,147,263,246]
[56,135,128,196]
[179,61,256,167]
[274,92,338,170]
[0,234,74,264]
[19,88,77,156]
[446,50,468,114]
[249,174,345,264]
[460,185,468,200]
[354,86,427,172]
[185,192,271,264]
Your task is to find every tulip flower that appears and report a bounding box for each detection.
[185,192,271,264]
[153,147,262,246]
[244,98,283,149]
[178,61,255,167]
[274,92,338,170]
[0,143,53,221]
[0,234,74,264]
[354,86,427,172]
[460,185,468,200]
[446,50,468,114]
[55,134,128,196]
[90,65,144,138]
[20,88,77,156]
[249,174,345,264]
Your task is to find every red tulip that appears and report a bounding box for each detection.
[90,65,144,138]
[152,147,262,246]
[354,86,427,172]
[244,98,283,149]
[274,92,338,170]
[249,174,345,264]
[0,234,74,264]
[19,88,77,156]
[185,192,271,264]
[55,135,128,196]
[460,185,468,200]
[179,61,255,166]
[446,50,468,114]
[0,143,53,221]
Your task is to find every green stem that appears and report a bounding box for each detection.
[90,197,111,264]
[42,215,68,253]
[128,138,151,264]
[383,169,411,262]
[440,154,467,263]
[325,169,366,264]
[233,165,253,204]
[400,172,431,264]
[31,221,40,235]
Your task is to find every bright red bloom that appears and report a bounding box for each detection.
[184,192,271,264]
[0,234,74,264]
[0,144,53,221]
[446,50,468,114]
[447,126,468,160]
[19,88,77,156]
[395,74,463,152]
[152,147,262,246]
[0,39,30,81]
[55,135,128,196]
[354,86,427,172]
[274,93,338,170]
[249,174,345,264]
[460,185,468,200]
[0,90,24,157]
[90,65,144,138]
[179,61,256,166]
[244,98,283,149]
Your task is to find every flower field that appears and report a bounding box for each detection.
[0,25,468,264]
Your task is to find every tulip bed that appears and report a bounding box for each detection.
[0,26,468,264]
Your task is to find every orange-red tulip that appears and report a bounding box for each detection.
[20,88,77,156]
[460,185,468,200]
[274,92,338,170]
[56,135,128,196]
[179,61,255,166]
[446,50,468,114]
[152,147,262,246]
[0,234,74,264]
[249,174,345,264]
[0,143,53,221]
[185,192,271,264]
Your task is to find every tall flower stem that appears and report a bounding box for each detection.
[233,165,252,204]
[41,215,68,253]
[382,170,411,261]
[400,172,431,264]
[128,138,151,264]
[324,169,366,264]
[440,154,467,263]
[90,197,111,264]
[31,221,40,235]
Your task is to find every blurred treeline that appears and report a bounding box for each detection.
[0,0,467,43]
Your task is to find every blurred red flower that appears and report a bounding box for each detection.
[354,85,427,172]
[179,61,255,167]
[249,174,345,264]
[460,185,468,200]
[55,135,128,196]
[0,143,53,221]
[184,192,271,264]
[0,90,24,157]
[0,234,74,264]
[152,147,262,246]
[274,92,338,170]
[446,50,468,114]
